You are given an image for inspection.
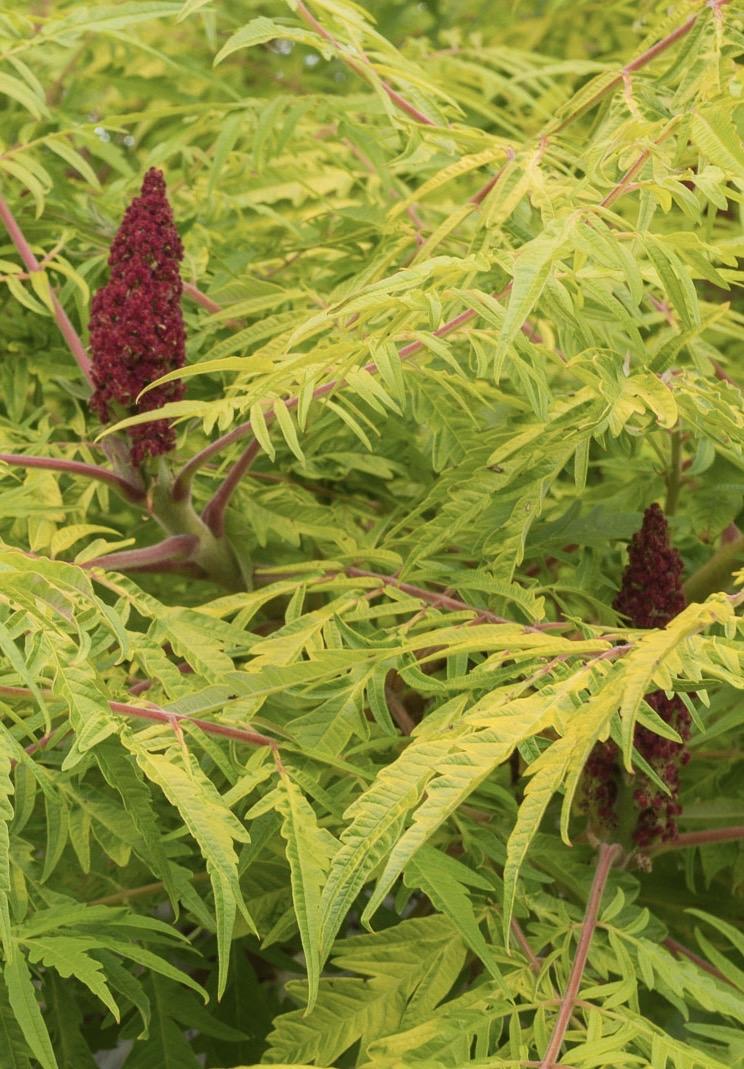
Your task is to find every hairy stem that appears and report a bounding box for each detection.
[0,196,95,387]
[0,451,145,502]
[683,534,744,603]
[540,842,623,1069]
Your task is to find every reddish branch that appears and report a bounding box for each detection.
[83,534,198,571]
[344,566,566,632]
[177,5,726,526]
[540,843,623,1069]
[202,439,262,537]
[511,918,543,975]
[109,701,276,748]
[549,2,728,136]
[652,825,744,852]
[0,451,145,502]
[182,280,221,314]
[663,936,735,988]
[295,1,436,126]
[0,196,94,387]
[0,685,276,752]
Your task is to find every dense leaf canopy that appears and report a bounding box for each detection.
[0,1,742,1066]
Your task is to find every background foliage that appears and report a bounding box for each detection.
[0,0,743,1066]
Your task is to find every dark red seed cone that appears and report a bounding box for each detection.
[89,168,186,464]
[583,504,690,847]
[613,502,685,628]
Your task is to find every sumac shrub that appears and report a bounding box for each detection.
[0,1,742,1067]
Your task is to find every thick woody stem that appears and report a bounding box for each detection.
[0,451,145,502]
[82,534,198,571]
[540,843,623,1069]
[0,196,95,387]
[202,439,261,537]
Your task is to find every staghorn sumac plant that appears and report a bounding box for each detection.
[0,1,742,1068]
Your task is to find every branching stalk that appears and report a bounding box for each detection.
[0,196,95,387]
[295,1,436,126]
[539,843,623,1068]
[663,937,735,988]
[652,825,744,852]
[202,438,261,536]
[174,2,727,528]
[82,534,199,571]
[0,685,277,751]
[0,451,145,502]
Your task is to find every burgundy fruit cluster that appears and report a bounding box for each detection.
[89,168,186,464]
[584,504,690,848]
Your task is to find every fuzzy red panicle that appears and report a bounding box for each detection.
[89,168,186,464]
[584,504,690,848]
[613,502,685,628]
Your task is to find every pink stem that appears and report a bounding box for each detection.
[0,451,145,502]
[202,438,261,536]
[295,1,436,126]
[0,684,277,752]
[344,565,565,631]
[82,534,199,571]
[0,196,95,388]
[108,701,277,749]
[654,825,744,852]
[601,148,651,209]
[540,843,623,1068]
[549,11,702,135]
[663,936,734,988]
[182,280,221,314]
[511,918,542,975]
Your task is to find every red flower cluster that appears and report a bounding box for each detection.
[583,504,690,848]
[89,168,186,464]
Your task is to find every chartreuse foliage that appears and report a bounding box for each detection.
[0,0,743,1066]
